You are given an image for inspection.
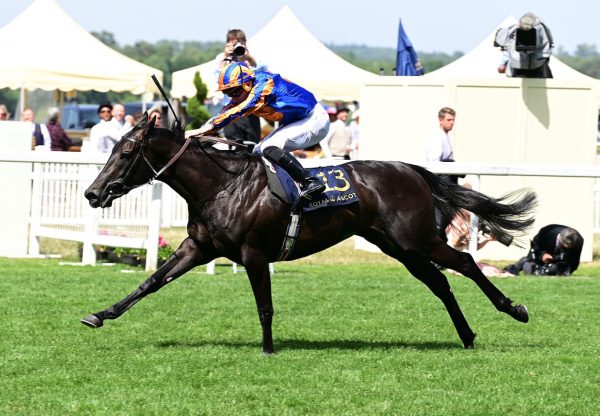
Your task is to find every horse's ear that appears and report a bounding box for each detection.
[148,113,156,130]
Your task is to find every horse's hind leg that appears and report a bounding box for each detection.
[429,243,529,323]
[81,237,216,328]
[400,254,476,348]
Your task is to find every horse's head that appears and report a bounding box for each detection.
[85,113,157,208]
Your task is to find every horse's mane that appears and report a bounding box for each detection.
[152,124,253,160]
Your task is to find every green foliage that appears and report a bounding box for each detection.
[185,71,211,130]
[1,257,600,415]
[0,88,19,118]
[557,44,600,79]
[328,44,464,75]
[97,235,175,265]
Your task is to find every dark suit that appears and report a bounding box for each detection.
[508,224,583,275]
[223,114,261,144]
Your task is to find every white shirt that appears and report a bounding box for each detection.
[426,128,453,162]
[88,118,132,153]
[25,121,51,151]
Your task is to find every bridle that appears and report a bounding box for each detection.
[106,128,251,198]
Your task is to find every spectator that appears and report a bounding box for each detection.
[327,106,353,159]
[110,103,134,132]
[46,107,72,151]
[21,108,51,151]
[444,186,515,277]
[88,102,132,153]
[88,102,113,153]
[426,107,461,241]
[313,106,337,158]
[148,106,163,128]
[0,104,10,121]
[494,12,553,78]
[349,109,360,159]
[213,29,266,145]
[504,224,583,276]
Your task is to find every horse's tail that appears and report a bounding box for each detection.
[408,163,538,247]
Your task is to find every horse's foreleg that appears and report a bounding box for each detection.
[431,243,529,323]
[81,237,215,328]
[401,254,476,348]
[242,248,274,354]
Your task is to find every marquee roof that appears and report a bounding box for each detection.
[0,0,162,94]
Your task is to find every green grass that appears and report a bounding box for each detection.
[1,255,599,415]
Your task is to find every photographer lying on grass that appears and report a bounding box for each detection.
[505,224,583,276]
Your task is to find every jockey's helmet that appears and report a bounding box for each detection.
[218,63,255,91]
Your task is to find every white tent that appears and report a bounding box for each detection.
[427,16,600,83]
[0,0,162,94]
[170,5,379,101]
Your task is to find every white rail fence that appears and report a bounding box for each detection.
[2,151,600,270]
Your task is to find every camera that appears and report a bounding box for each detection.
[515,27,538,52]
[233,42,246,56]
[554,252,566,262]
[535,261,570,276]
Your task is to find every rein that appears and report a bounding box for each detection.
[109,132,252,201]
[142,136,192,180]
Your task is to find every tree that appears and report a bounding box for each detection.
[185,71,211,130]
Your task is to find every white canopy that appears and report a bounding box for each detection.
[0,0,162,94]
[170,5,379,101]
[427,16,599,82]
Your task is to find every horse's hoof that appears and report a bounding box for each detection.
[462,332,476,349]
[511,304,529,323]
[81,314,103,328]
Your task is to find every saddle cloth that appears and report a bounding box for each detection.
[262,158,359,211]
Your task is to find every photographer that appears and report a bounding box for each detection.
[214,29,266,145]
[494,12,554,79]
[505,224,583,276]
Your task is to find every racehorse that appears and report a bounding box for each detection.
[81,114,537,353]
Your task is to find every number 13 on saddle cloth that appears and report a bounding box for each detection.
[263,159,359,212]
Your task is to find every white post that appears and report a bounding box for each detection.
[81,202,97,265]
[160,185,173,227]
[28,163,43,256]
[81,165,98,265]
[206,260,215,274]
[145,182,162,272]
[468,174,481,258]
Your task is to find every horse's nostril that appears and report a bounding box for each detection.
[84,189,98,201]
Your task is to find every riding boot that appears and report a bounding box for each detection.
[262,146,325,201]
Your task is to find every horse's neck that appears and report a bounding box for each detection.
[161,145,262,211]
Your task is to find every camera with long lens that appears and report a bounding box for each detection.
[479,223,513,247]
[233,42,246,56]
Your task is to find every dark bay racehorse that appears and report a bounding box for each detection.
[81,114,537,353]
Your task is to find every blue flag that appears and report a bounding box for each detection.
[395,19,424,76]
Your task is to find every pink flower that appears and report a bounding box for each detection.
[158,235,169,248]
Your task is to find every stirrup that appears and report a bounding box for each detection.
[300,181,326,201]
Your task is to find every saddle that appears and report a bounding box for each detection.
[261,158,359,261]
[261,158,359,212]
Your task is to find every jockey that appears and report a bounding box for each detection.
[185,63,329,201]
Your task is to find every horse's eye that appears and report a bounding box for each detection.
[121,140,135,155]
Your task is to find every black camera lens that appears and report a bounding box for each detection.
[233,43,246,56]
